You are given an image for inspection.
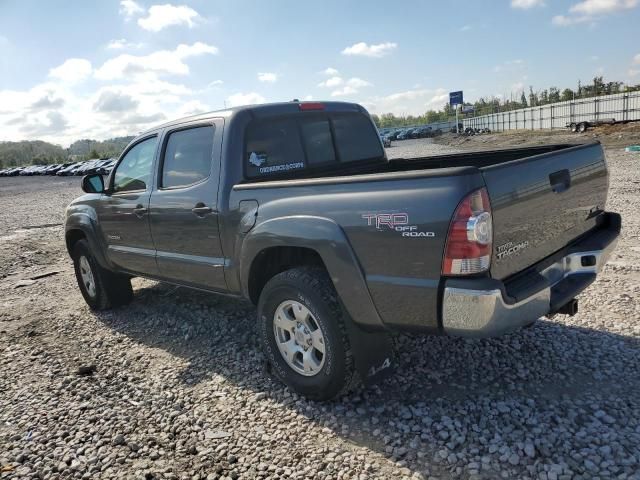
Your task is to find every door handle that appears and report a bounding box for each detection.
[192,203,213,216]
[133,205,148,218]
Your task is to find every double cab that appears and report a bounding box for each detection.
[65,101,620,400]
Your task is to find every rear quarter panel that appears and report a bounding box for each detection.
[228,169,484,331]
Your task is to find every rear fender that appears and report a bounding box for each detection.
[240,215,385,331]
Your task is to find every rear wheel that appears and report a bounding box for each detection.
[578,122,588,133]
[72,239,133,310]
[570,122,577,132]
[257,267,358,400]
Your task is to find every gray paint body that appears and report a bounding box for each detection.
[65,101,612,334]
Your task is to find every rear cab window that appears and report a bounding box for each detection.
[244,112,383,180]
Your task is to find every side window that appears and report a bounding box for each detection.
[245,118,305,178]
[113,137,157,193]
[161,125,215,189]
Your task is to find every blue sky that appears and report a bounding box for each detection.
[0,0,639,145]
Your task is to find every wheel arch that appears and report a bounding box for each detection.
[240,215,385,330]
[65,213,111,269]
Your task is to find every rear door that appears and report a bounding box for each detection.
[148,119,226,291]
[481,143,609,280]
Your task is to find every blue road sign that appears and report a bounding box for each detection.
[449,91,463,106]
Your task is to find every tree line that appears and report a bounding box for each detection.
[0,136,134,169]
[372,76,640,128]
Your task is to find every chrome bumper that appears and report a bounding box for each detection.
[442,236,618,338]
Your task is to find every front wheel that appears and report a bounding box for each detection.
[257,267,358,400]
[72,239,133,310]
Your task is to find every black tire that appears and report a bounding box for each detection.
[72,239,133,310]
[570,123,577,133]
[578,122,587,133]
[257,267,358,401]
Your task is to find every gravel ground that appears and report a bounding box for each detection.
[1,138,639,480]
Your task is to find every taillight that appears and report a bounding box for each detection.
[442,187,493,275]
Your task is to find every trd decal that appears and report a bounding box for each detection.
[362,212,435,238]
[362,212,408,229]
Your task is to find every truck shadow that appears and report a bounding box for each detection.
[95,280,640,477]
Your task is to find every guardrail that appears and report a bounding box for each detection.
[463,91,640,132]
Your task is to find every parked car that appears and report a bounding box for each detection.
[4,167,25,176]
[47,163,71,175]
[387,130,401,140]
[57,162,84,176]
[96,159,117,175]
[72,159,100,176]
[20,165,43,175]
[396,129,412,140]
[380,134,391,148]
[65,101,619,401]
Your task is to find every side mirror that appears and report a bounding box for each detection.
[81,174,105,194]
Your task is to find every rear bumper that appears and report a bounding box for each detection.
[441,212,620,337]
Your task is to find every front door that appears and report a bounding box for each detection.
[148,120,226,291]
[97,135,159,276]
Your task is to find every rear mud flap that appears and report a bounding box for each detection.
[344,316,395,386]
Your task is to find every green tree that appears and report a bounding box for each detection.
[560,88,574,102]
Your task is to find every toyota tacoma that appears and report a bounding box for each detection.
[65,101,620,400]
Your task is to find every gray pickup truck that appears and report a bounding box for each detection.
[65,101,620,400]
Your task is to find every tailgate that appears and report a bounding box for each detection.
[482,143,608,280]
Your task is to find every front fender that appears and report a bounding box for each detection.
[240,215,386,330]
[65,209,111,270]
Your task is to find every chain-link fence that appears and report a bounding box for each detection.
[463,91,640,131]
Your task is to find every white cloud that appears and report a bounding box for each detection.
[331,86,358,97]
[318,76,343,88]
[94,42,218,80]
[633,53,640,65]
[511,0,545,8]
[553,0,637,26]
[459,25,472,31]
[551,15,593,27]
[94,90,139,113]
[120,0,144,18]
[346,77,372,88]
[493,59,525,73]
[570,0,637,15]
[322,67,339,76]
[138,4,201,32]
[362,88,449,116]
[20,111,69,136]
[322,77,372,97]
[341,42,397,58]
[257,72,278,83]
[208,79,224,86]
[226,92,266,107]
[552,14,590,25]
[177,100,211,116]
[629,68,640,77]
[107,39,144,50]
[48,58,92,84]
